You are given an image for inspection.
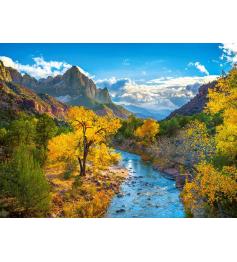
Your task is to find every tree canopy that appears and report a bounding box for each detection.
[134,118,159,144]
[48,107,121,177]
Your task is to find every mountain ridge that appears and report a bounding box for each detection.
[6,64,130,118]
[7,66,113,104]
[0,61,131,119]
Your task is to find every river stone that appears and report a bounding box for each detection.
[116,209,125,213]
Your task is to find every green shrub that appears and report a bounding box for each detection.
[0,128,7,145]
[7,115,37,150]
[2,145,51,217]
[36,114,58,148]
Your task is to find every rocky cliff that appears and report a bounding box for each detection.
[0,82,68,120]
[0,63,68,120]
[1,61,130,119]
[7,64,130,118]
[8,66,112,106]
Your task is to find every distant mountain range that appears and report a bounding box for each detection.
[121,80,217,120]
[0,59,218,121]
[0,60,131,119]
[122,104,171,120]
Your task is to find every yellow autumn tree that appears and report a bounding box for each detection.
[48,106,121,177]
[177,120,215,167]
[182,67,237,217]
[207,67,237,160]
[182,163,237,216]
[134,118,159,144]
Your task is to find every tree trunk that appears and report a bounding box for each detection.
[78,157,84,176]
[78,148,89,176]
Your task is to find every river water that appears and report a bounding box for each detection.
[106,150,185,218]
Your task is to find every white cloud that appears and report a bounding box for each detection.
[0,56,16,68]
[96,77,130,98]
[0,56,92,79]
[219,43,237,64]
[188,61,209,75]
[96,76,120,86]
[147,75,215,86]
[97,75,218,115]
[76,66,94,78]
[0,56,72,79]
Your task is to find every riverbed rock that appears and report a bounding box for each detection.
[117,193,124,198]
[175,173,192,189]
[116,209,125,213]
[162,168,179,180]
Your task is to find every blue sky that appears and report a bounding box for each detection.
[0,43,232,80]
[1,43,236,118]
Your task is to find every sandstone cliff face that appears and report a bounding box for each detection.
[168,81,217,118]
[0,81,68,119]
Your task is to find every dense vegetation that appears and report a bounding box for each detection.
[0,107,123,217]
[0,113,59,217]
[182,68,237,217]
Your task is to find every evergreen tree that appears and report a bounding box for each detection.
[2,145,51,217]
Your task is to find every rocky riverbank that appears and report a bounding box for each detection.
[114,141,192,190]
[46,164,128,218]
[152,165,192,189]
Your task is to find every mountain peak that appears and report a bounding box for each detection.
[5,62,129,118]
[64,66,81,75]
[68,65,79,71]
[0,60,12,82]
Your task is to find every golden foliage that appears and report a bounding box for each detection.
[134,118,159,144]
[215,108,237,159]
[48,132,80,163]
[63,186,113,218]
[47,106,121,176]
[207,68,237,115]
[178,120,215,166]
[67,106,121,143]
[89,144,121,173]
[182,163,237,213]
[182,69,237,216]
[207,68,237,160]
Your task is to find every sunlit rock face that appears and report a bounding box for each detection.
[0,60,12,82]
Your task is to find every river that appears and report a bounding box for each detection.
[106,150,185,218]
